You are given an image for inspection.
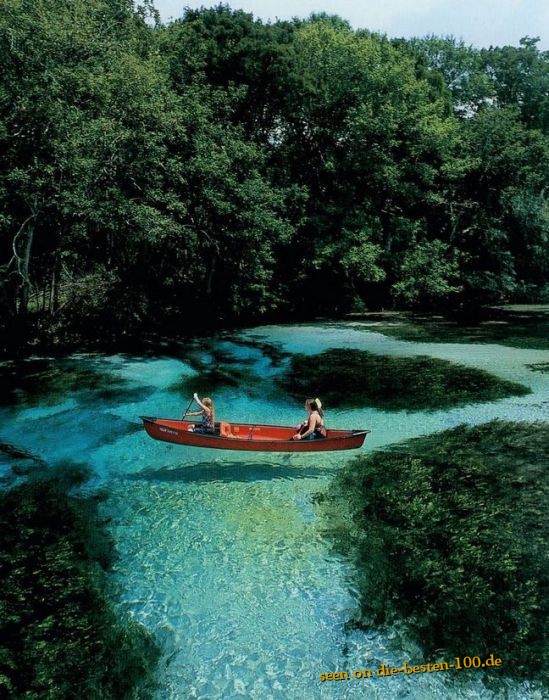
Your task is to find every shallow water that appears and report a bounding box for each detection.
[1,323,548,699]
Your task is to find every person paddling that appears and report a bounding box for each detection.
[184,393,215,433]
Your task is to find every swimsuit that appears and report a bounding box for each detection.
[195,410,214,433]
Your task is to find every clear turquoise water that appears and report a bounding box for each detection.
[1,323,548,699]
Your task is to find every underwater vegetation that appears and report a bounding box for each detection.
[372,308,549,351]
[527,362,549,373]
[279,348,530,410]
[317,421,548,681]
[0,358,129,408]
[0,466,159,699]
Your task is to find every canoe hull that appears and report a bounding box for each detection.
[141,417,369,452]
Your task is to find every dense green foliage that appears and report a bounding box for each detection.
[0,471,159,698]
[318,422,549,680]
[1,2,548,352]
[278,347,529,409]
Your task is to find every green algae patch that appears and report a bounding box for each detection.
[170,367,264,400]
[279,348,529,410]
[168,349,263,396]
[317,421,549,681]
[0,469,159,699]
[372,306,549,350]
[0,358,128,408]
[527,362,549,373]
[224,336,290,367]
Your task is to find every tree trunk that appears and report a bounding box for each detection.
[49,251,60,315]
[206,255,217,297]
[18,222,35,314]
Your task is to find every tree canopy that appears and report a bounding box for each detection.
[1,2,547,350]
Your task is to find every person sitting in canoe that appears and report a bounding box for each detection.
[184,393,215,433]
[292,398,327,440]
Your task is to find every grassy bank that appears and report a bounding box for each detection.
[279,348,529,410]
[317,421,548,681]
[0,468,159,698]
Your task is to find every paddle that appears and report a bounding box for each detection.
[182,396,194,420]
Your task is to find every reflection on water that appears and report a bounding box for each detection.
[1,323,548,699]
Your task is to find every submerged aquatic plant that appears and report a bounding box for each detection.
[279,348,529,410]
[318,421,549,681]
[0,468,159,698]
[527,362,549,373]
[373,308,549,351]
[0,358,129,408]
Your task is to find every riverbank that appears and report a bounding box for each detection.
[3,305,549,360]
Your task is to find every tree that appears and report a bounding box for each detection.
[392,239,461,307]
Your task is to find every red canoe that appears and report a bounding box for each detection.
[141,417,369,452]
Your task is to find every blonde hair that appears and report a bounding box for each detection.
[202,397,215,422]
[306,397,323,417]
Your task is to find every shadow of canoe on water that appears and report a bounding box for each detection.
[123,459,339,485]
